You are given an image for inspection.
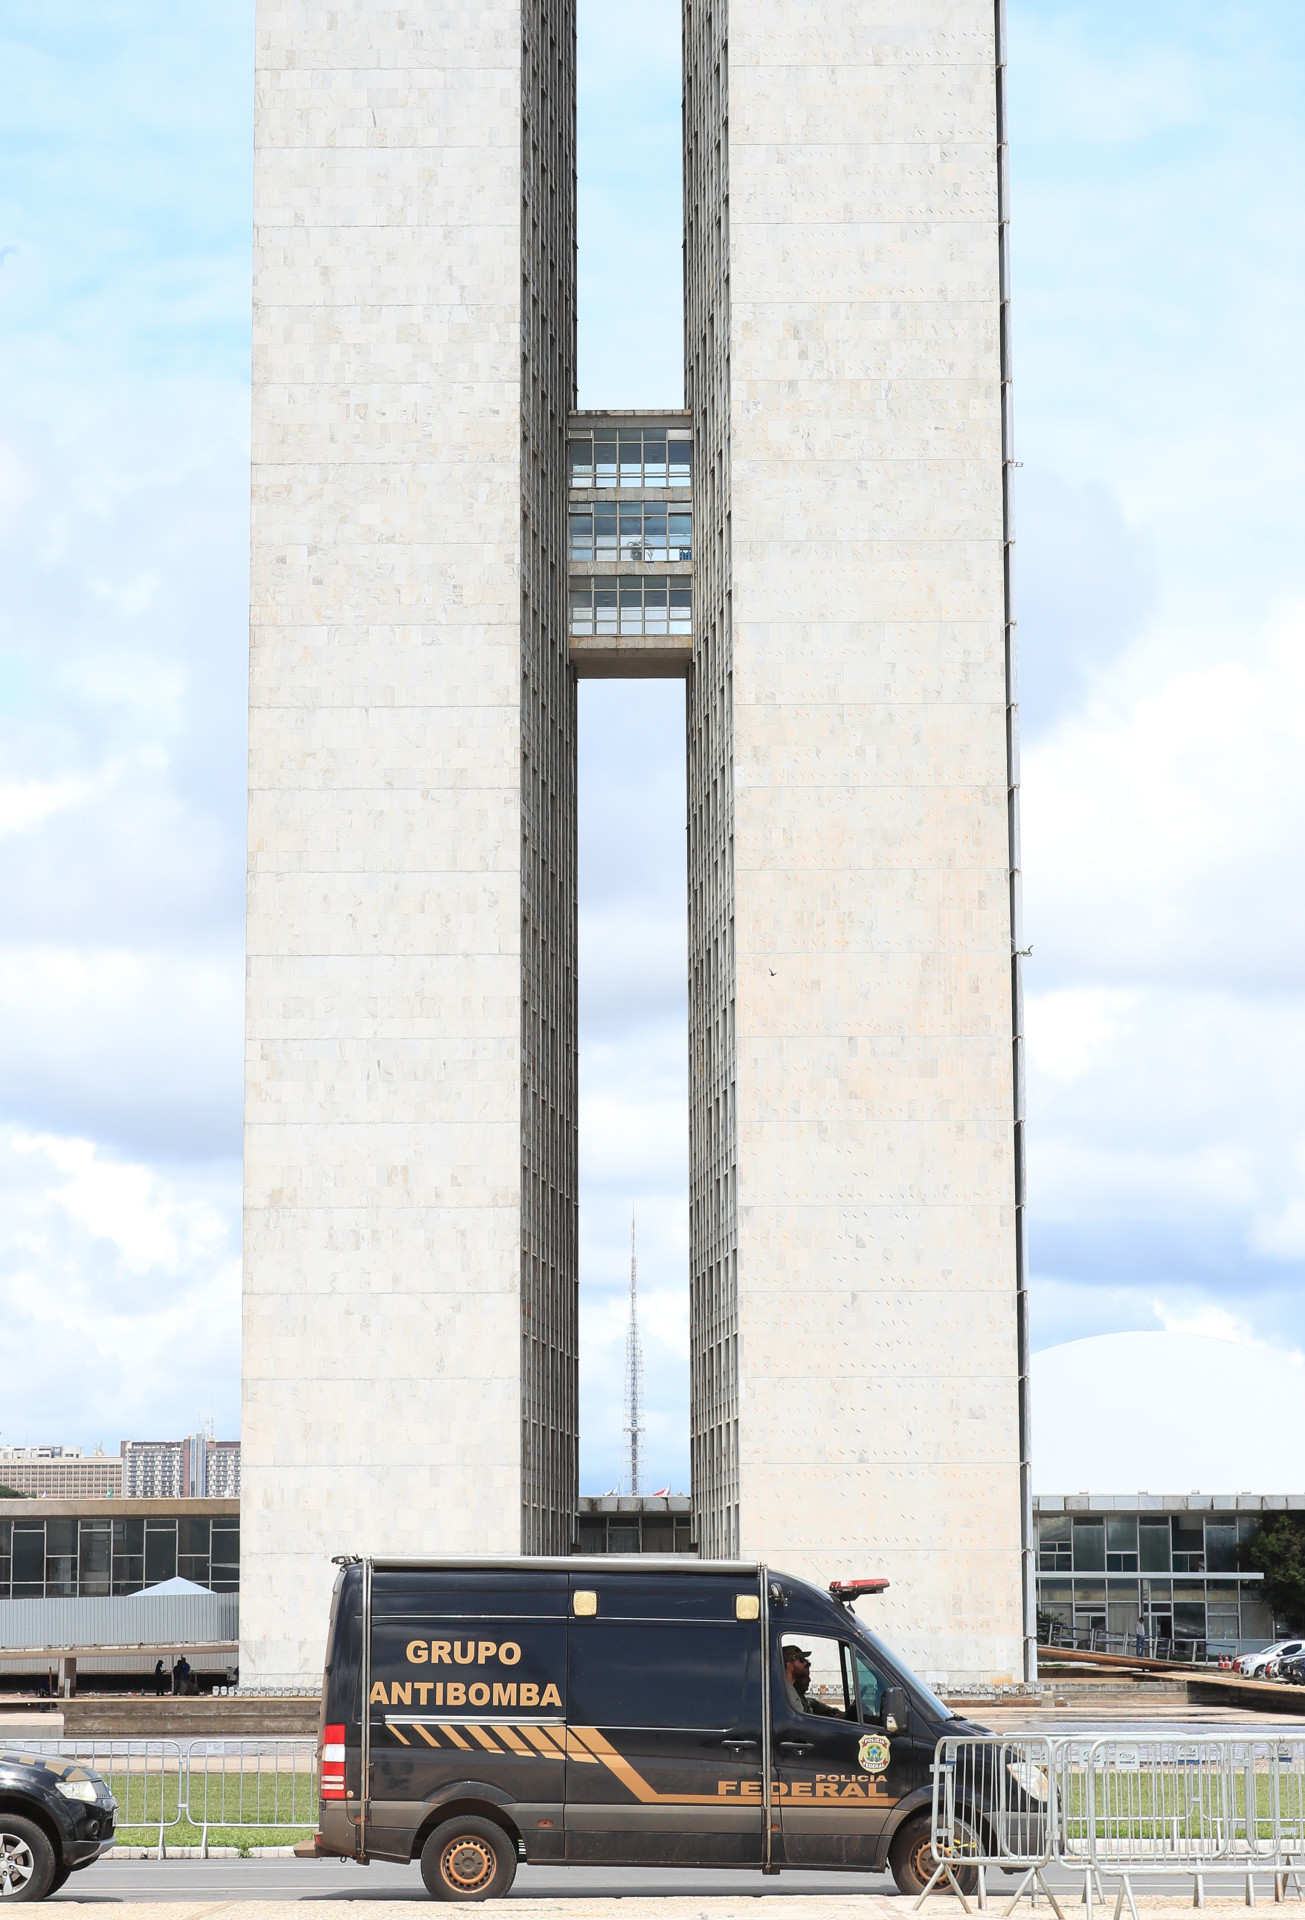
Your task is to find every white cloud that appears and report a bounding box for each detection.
[0,1127,240,1447]
[0,773,100,836]
[1150,1297,1304,1361]
[1024,607,1305,991]
[1247,1143,1305,1263]
[0,945,242,1158]
[1025,987,1133,1082]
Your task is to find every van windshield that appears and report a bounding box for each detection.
[854,1626,953,1721]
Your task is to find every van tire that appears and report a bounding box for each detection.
[889,1812,978,1899]
[419,1817,517,1902]
[0,1817,57,1901]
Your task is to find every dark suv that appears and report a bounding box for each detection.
[0,1752,116,1901]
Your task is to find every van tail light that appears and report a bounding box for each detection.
[321,1724,347,1800]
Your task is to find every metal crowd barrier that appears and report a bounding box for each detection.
[925,1736,1062,1911]
[25,1737,317,1856]
[926,1733,1305,1918]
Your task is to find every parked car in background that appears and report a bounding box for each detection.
[0,1751,116,1900]
[1237,1639,1305,1678]
[1276,1652,1305,1687]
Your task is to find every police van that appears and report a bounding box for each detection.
[306,1556,995,1900]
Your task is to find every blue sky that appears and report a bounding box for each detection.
[1,2,1302,1492]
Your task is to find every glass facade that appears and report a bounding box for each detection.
[575,1509,695,1555]
[567,427,691,490]
[567,415,692,658]
[568,503,692,563]
[0,1514,239,1598]
[1034,1505,1276,1648]
[568,576,692,638]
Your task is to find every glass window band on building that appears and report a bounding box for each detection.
[0,1514,239,1598]
[569,503,692,564]
[569,577,692,638]
[568,428,692,491]
[574,1512,696,1554]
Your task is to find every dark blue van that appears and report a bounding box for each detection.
[305,1556,988,1900]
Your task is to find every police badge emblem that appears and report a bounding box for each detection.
[858,1732,891,1775]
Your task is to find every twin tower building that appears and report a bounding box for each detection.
[242,0,1033,1686]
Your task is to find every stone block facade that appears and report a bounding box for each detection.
[683,0,1027,1682]
[243,0,577,1684]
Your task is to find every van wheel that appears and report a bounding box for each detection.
[889,1812,978,1898]
[420,1818,517,1902]
[0,1819,56,1901]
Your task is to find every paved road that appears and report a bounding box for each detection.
[51,1856,1288,1905]
[55,1859,909,1902]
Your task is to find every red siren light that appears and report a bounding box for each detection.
[829,1579,890,1603]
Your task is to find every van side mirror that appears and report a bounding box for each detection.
[883,1687,908,1735]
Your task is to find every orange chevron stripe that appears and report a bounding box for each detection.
[413,1724,440,1748]
[465,1726,504,1753]
[523,1726,565,1759]
[571,1727,744,1805]
[438,1724,472,1750]
[564,1727,600,1763]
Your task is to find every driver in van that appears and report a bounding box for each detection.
[781,1643,846,1718]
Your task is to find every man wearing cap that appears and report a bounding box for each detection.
[781,1644,844,1718]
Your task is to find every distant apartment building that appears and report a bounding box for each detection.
[122,1436,241,1499]
[0,1447,122,1500]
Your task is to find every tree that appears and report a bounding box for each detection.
[1245,1514,1305,1633]
[0,1484,33,1499]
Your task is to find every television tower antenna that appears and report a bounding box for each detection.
[624,1209,646,1496]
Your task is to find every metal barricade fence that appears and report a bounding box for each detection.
[25,1740,186,1855]
[185,1738,318,1854]
[1078,1736,1236,1870]
[926,1735,1062,1912]
[22,1737,317,1857]
[1240,1737,1305,1866]
[926,1733,1305,1918]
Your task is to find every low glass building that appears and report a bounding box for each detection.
[0,1499,238,1599]
[574,1494,695,1555]
[1034,1493,1295,1653]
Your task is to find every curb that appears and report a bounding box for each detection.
[108,1845,301,1859]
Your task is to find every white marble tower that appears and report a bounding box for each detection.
[683,0,1030,1683]
[243,0,577,1683]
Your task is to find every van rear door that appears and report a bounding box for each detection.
[564,1570,764,1865]
[367,1567,569,1861]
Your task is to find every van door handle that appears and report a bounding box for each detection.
[722,1739,758,1753]
[778,1740,813,1757]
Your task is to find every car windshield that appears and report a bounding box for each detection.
[854,1626,953,1721]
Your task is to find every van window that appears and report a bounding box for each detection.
[853,1649,886,1722]
[778,1634,854,1718]
[570,1622,752,1730]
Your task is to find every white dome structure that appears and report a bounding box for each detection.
[1032,1330,1305,1496]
